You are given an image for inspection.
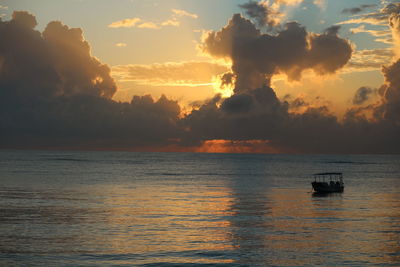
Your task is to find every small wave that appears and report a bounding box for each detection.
[141,264,244,267]
[160,173,185,176]
[326,161,376,165]
[48,157,90,162]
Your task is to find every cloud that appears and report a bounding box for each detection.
[137,22,160,29]
[352,86,377,105]
[342,4,377,15]
[339,3,400,26]
[0,11,182,150]
[374,9,400,123]
[172,9,198,19]
[381,61,400,123]
[12,10,37,29]
[108,18,163,30]
[161,19,180,27]
[115,42,127,47]
[112,61,228,86]
[276,0,304,6]
[2,10,400,154]
[108,18,164,30]
[200,14,352,93]
[43,21,117,98]
[108,8,197,30]
[239,0,282,28]
[108,18,141,28]
[346,48,394,72]
[390,10,400,57]
[182,12,400,153]
[349,24,392,44]
[184,15,349,150]
[0,11,116,99]
[239,0,325,29]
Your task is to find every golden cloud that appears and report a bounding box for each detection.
[137,22,160,29]
[345,48,394,73]
[172,9,198,19]
[108,18,141,28]
[112,61,229,86]
[115,42,127,47]
[108,8,198,30]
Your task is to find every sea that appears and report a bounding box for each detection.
[0,150,399,266]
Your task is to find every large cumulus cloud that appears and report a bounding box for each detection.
[1,9,400,154]
[183,12,400,153]
[1,11,116,99]
[0,11,180,149]
[200,14,352,93]
[372,10,400,125]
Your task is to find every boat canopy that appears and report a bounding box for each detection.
[313,172,343,182]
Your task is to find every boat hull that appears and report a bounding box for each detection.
[311,181,344,193]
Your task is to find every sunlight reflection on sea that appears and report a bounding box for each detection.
[0,151,399,266]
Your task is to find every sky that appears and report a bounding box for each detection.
[0,0,400,153]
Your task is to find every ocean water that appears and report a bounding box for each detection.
[0,150,399,266]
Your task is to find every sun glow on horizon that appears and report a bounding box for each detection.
[195,140,285,154]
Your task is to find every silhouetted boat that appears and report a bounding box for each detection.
[311,172,344,193]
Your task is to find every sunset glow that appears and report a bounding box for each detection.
[195,140,283,154]
[2,2,400,265]
[1,0,400,153]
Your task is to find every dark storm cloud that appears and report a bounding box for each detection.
[342,4,377,15]
[0,94,181,149]
[1,10,400,153]
[381,60,400,123]
[184,12,400,153]
[352,86,376,105]
[376,10,400,124]
[201,14,352,92]
[0,11,117,99]
[221,93,254,113]
[182,86,289,147]
[184,89,400,153]
[308,25,352,75]
[12,11,37,28]
[42,21,117,98]
[220,86,282,114]
[0,11,181,149]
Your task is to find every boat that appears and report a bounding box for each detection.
[311,172,344,193]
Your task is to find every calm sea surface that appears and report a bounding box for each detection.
[0,150,399,266]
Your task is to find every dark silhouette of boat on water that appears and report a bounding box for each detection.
[311,172,344,193]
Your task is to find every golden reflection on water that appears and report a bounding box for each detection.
[255,188,400,266]
[2,152,400,265]
[89,182,236,263]
[63,178,400,266]
[1,178,400,265]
